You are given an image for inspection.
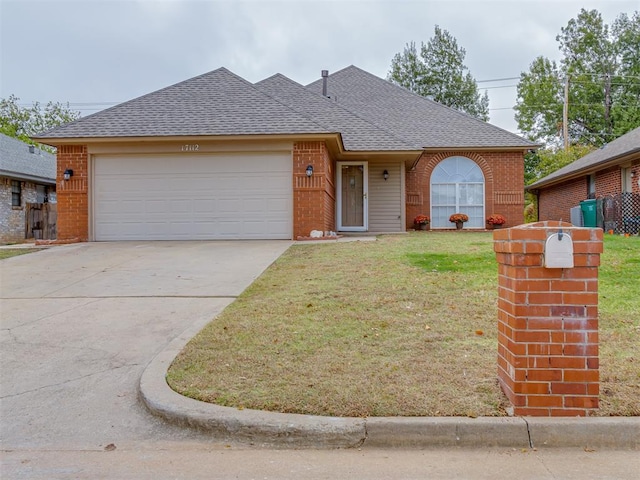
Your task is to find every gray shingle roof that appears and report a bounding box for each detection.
[528,127,640,189]
[36,68,331,139]
[306,66,536,149]
[0,134,56,184]
[255,73,418,151]
[35,65,534,152]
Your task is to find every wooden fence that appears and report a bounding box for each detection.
[25,203,57,240]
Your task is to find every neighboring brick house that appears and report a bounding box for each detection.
[0,134,56,243]
[34,66,535,242]
[527,127,640,233]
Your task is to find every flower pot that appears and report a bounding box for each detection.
[416,223,429,230]
[455,222,463,230]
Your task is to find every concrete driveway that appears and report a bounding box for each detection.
[0,241,291,451]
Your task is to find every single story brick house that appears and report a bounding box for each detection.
[0,134,56,243]
[527,127,640,233]
[34,66,535,241]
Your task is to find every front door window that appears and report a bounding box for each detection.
[337,162,368,231]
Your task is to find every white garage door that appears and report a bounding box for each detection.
[93,153,292,240]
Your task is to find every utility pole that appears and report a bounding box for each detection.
[563,76,569,151]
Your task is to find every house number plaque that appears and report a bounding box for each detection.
[180,144,199,152]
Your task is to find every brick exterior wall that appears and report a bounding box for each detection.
[494,221,602,416]
[537,177,587,223]
[406,151,525,229]
[595,167,621,197]
[292,141,335,238]
[0,178,39,243]
[536,165,639,222]
[56,145,89,241]
[52,143,527,240]
[633,165,640,194]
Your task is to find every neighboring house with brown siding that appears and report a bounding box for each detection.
[527,127,640,233]
[33,66,535,242]
[0,134,56,243]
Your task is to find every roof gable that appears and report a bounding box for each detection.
[528,127,640,189]
[255,73,418,151]
[37,68,331,139]
[0,134,56,183]
[306,65,536,149]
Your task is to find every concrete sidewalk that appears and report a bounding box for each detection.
[140,314,640,450]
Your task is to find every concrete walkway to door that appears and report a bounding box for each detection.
[0,241,291,451]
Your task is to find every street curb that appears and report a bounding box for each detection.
[140,317,640,449]
[139,314,365,448]
[525,417,640,449]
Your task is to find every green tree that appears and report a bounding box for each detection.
[612,11,640,136]
[524,144,594,223]
[0,95,80,145]
[525,144,595,186]
[515,9,640,147]
[388,26,490,121]
[515,57,564,145]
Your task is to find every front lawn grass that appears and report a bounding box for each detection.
[167,232,639,417]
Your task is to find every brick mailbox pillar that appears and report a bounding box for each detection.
[493,221,603,416]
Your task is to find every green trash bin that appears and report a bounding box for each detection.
[580,199,597,227]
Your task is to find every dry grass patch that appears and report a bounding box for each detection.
[167,232,639,417]
[169,233,508,417]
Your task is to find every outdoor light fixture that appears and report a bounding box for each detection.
[383,169,389,181]
[306,165,314,177]
[63,169,73,181]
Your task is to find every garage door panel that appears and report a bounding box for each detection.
[267,197,289,213]
[94,153,292,240]
[193,200,217,213]
[146,200,169,214]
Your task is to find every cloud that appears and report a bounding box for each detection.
[1,0,637,132]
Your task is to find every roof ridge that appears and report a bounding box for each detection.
[35,68,336,139]
[388,77,532,144]
[249,73,340,135]
[261,72,420,150]
[36,67,238,137]
[528,126,640,189]
[254,72,296,85]
[303,69,426,149]
[310,65,536,148]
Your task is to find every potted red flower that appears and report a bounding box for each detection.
[414,214,430,230]
[486,214,506,229]
[449,213,469,230]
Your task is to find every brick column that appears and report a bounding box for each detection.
[56,145,89,241]
[292,142,335,238]
[493,221,602,416]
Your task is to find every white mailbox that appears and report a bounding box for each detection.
[544,232,574,268]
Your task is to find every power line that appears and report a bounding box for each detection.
[482,84,518,90]
[477,77,520,83]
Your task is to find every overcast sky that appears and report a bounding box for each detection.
[1,0,637,134]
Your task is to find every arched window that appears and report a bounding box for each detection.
[430,156,485,228]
